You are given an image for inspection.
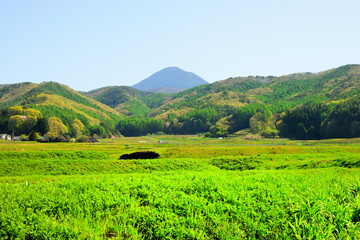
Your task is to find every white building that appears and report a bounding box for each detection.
[0,134,12,141]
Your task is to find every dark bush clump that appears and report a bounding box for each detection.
[120,151,160,160]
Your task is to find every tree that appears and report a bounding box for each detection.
[250,113,263,132]
[44,132,58,142]
[8,115,25,135]
[320,98,360,138]
[77,135,89,142]
[279,102,331,139]
[71,119,85,137]
[116,118,165,137]
[23,115,37,134]
[23,108,42,119]
[34,118,49,135]
[89,125,105,137]
[20,134,28,141]
[208,125,229,138]
[28,131,41,141]
[48,116,68,135]
[261,127,279,138]
[9,106,23,116]
[296,123,307,139]
[228,103,271,133]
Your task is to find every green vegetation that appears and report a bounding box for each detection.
[0,82,122,140]
[0,106,48,135]
[0,137,360,239]
[116,118,164,136]
[82,64,360,139]
[24,82,108,112]
[31,105,119,137]
[0,105,118,141]
[0,150,204,176]
[2,64,360,139]
[280,98,360,139]
[85,86,169,117]
[211,153,360,170]
[2,169,360,239]
[322,98,360,138]
[122,100,152,118]
[91,87,131,108]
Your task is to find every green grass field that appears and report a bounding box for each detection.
[1,136,360,239]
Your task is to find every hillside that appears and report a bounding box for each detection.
[151,64,359,116]
[132,67,208,93]
[85,65,359,121]
[138,64,360,138]
[81,64,360,139]
[1,64,360,140]
[84,86,169,117]
[0,82,123,138]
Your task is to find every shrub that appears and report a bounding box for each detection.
[28,131,41,141]
[120,151,160,159]
[20,134,29,141]
[77,135,89,142]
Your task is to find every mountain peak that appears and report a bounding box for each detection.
[132,67,208,93]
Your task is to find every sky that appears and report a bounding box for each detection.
[1,0,360,91]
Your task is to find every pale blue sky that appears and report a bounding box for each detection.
[1,0,359,91]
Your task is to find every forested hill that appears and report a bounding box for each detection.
[80,64,360,139]
[83,64,359,120]
[0,82,122,138]
[84,86,169,118]
[111,64,360,138]
[1,64,360,140]
[146,64,358,117]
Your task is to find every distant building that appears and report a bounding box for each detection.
[88,138,99,143]
[0,134,11,141]
[12,136,21,141]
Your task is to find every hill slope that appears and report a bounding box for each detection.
[84,65,360,135]
[84,86,169,117]
[131,64,360,138]
[132,67,208,93]
[3,64,359,139]
[151,64,360,117]
[0,82,123,137]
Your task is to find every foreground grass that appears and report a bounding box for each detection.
[1,169,360,239]
[1,151,360,178]
[1,137,360,239]
[211,153,360,170]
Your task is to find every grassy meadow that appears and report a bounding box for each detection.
[1,136,360,239]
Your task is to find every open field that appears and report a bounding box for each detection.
[1,136,360,239]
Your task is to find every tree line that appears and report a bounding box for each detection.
[279,98,360,139]
[2,97,360,140]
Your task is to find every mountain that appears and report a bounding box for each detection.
[2,64,360,140]
[134,64,360,139]
[84,64,360,123]
[151,65,360,117]
[132,67,208,93]
[142,87,185,94]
